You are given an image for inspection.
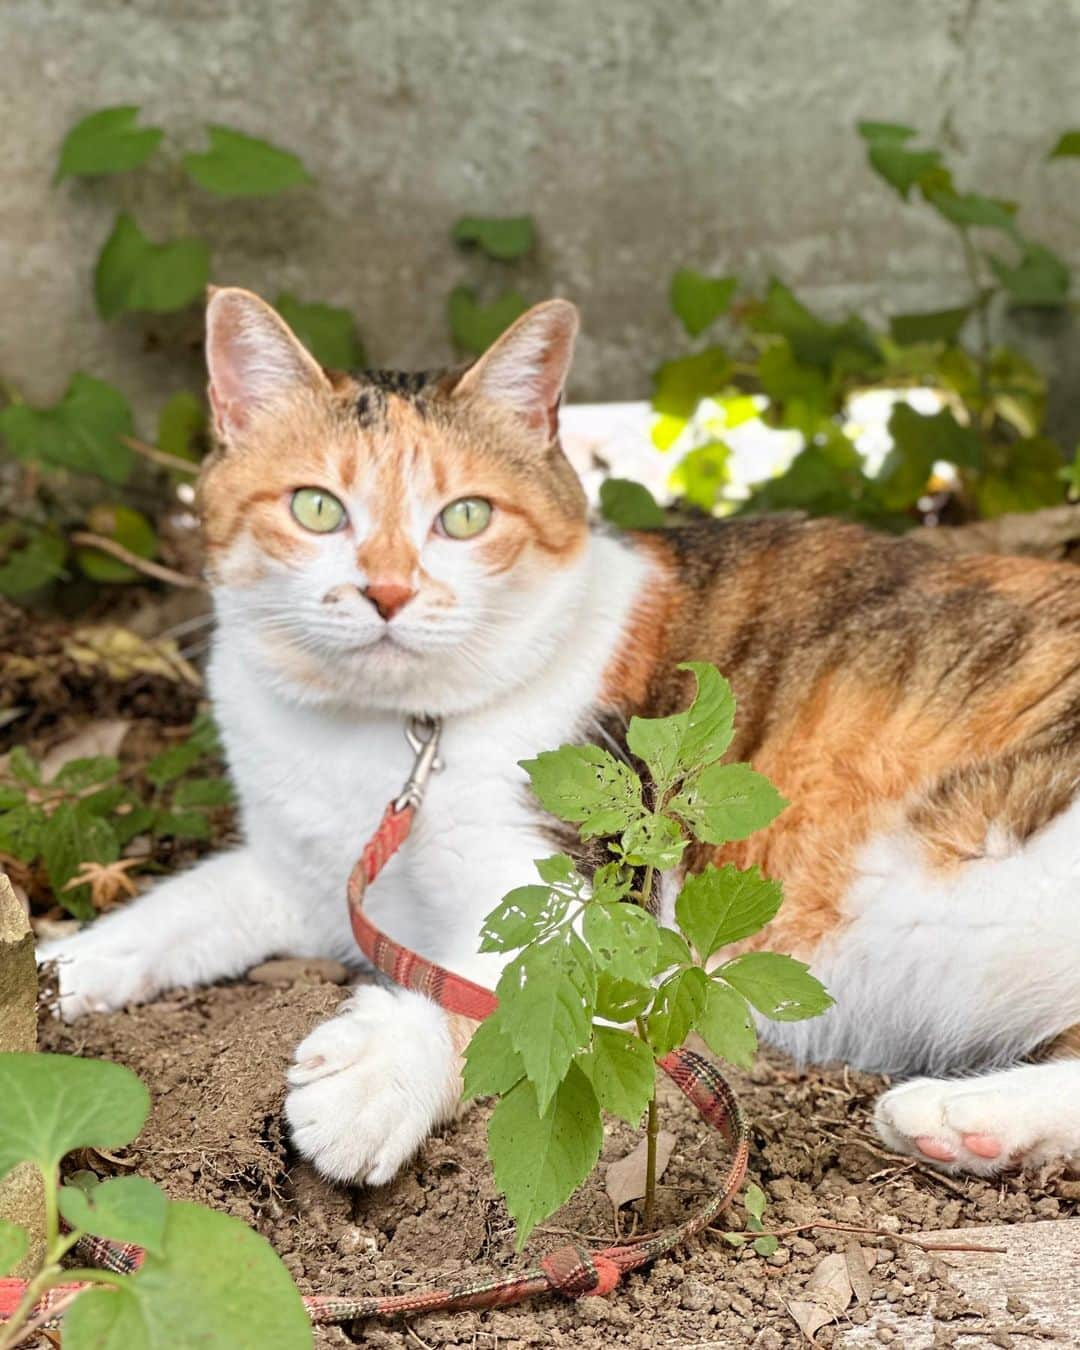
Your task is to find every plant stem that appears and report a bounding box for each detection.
[68,531,206,590]
[643,1093,660,1227]
[958,227,993,428]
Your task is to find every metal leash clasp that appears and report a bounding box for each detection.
[395,715,444,811]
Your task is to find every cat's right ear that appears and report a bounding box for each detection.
[205,287,330,443]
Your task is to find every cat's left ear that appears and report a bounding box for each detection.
[453,299,579,442]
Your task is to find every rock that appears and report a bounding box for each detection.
[247,957,349,986]
[680,1278,713,1311]
[0,873,44,1277]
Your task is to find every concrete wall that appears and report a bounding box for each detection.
[1,0,1078,426]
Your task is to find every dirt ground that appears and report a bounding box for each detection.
[40,968,1080,1349]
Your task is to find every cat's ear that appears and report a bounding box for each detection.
[205,287,330,442]
[453,299,579,441]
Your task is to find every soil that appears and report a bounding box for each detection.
[40,971,1080,1349]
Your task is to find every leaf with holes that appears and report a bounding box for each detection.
[695,979,758,1068]
[646,967,708,1055]
[676,864,783,960]
[627,663,735,795]
[0,374,134,484]
[275,293,366,370]
[669,762,787,845]
[183,126,312,197]
[452,215,535,261]
[619,813,686,871]
[479,884,571,953]
[718,952,833,1022]
[56,106,163,180]
[59,1176,168,1255]
[520,743,642,838]
[583,902,659,985]
[578,1027,655,1126]
[670,269,737,337]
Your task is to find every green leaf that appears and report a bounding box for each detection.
[56,106,163,180]
[889,306,971,346]
[583,902,659,985]
[598,478,666,529]
[171,777,233,808]
[591,862,633,904]
[718,953,833,1022]
[669,763,787,845]
[145,741,203,787]
[42,802,119,916]
[448,286,529,354]
[653,926,692,975]
[579,1027,655,1126]
[63,1200,313,1349]
[535,853,577,885]
[989,245,1070,307]
[0,805,43,863]
[275,293,366,370]
[670,269,737,337]
[696,979,758,1068]
[0,529,67,597]
[520,743,642,838]
[0,787,25,810]
[594,973,653,1022]
[153,809,211,841]
[652,347,731,419]
[52,756,120,791]
[626,662,735,793]
[59,1176,168,1255]
[479,884,570,954]
[651,412,688,451]
[856,121,917,143]
[0,374,135,484]
[496,930,596,1113]
[182,126,312,197]
[865,137,943,198]
[646,967,708,1055]
[75,504,158,583]
[878,403,982,511]
[927,190,1017,234]
[754,1234,780,1257]
[0,1053,148,1179]
[757,342,829,420]
[462,1012,525,1100]
[749,282,881,374]
[669,440,731,511]
[157,392,205,465]
[675,864,783,960]
[8,748,42,787]
[1048,131,1080,159]
[975,437,1065,517]
[112,805,156,847]
[487,1064,603,1249]
[95,213,211,320]
[619,813,686,870]
[745,1182,767,1223]
[0,1218,27,1276]
[452,215,535,261]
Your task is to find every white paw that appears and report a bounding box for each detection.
[284,985,458,1186]
[38,927,159,1021]
[875,1065,1080,1175]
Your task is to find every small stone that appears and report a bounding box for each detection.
[767,1248,790,1267]
[248,957,349,986]
[1005,1294,1029,1317]
[876,1328,896,1344]
[680,1278,712,1311]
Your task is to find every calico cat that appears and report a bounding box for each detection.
[40,289,1080,1186]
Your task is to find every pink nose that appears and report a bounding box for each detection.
[363,581,416,621]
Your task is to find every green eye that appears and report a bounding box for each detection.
[438,497,492,540]
[291,488,346,534]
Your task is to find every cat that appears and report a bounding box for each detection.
[40,288,1080,1187]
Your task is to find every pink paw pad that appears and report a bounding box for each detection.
[914,1136,956,1162]
[961,1133,1003,1159]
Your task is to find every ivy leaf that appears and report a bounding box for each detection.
[670,269,737,337]
[171,777,233,809]
[62,1200,312,1349]
[56,106,163,180]
[646,967,708,1055]
[52,756,120,791]
[0,528,67,597]
[520,743,642,838]
[0,373,135,484]
[989,245,1070,307]
[452,215,535,261]
[675,864,783,960]
[462,1013,525,1100]
[619,813,686,870]
[579,1027,655,1126]
[157,392,206,465]
[75,504,158,583]
[669,762,787,844]
[652,347,731,418]
[448,287,529,354]
[718,953,833,1022]
[0,1219,27,1277]
[496,930,596,1112]
[0,1053,148,1179]
[594,973,653,1022]
[95,213,210,320]
[42,802,119,917]
[889,306,971,346]
[583,902,659,985]
[975,437,1066,517]
[695,980,758,1068]
[861,129,944,198]
[487,1064,603,1250]
[927,190,1018,234]
[598,478,666,529]
[479,884,571,953]
[1048,130,1080,159]
[182,126,312,197]
[59,1176,168,1256]
[627,663,735,794]
[275,293,366,370]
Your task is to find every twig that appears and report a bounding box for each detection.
[404,1324,436,1350]
[714,1219,1006,1255]
[122,435,199,476]
[68,533,206,590]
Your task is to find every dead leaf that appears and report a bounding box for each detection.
[63,626,201,687]
[787,1252,853,1342]
[605,1130,676,1210]
[40,718,131,782]
[844,1237,873,1304]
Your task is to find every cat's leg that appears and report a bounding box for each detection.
[39,847,351,1019]
[875,1057,1080,1174]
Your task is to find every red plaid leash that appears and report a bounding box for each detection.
[1,717,750,1330]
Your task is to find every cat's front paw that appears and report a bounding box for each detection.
[284,985,459,1185]
[38,927,159,1021]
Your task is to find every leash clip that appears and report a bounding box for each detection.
[395,715,444,811]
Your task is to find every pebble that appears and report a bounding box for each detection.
[875,1327,896,1344]
[679,1278,713,1312]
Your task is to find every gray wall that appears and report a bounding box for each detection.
[2,0,1078,426]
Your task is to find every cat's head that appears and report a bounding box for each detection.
[199,288,589,714]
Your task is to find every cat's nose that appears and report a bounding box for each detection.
[363,581,416,621]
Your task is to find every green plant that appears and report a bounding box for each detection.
[447,214,536,353]
[464,663,832,1247]
[0,714,231,919]
[0,1051,311,1349]
[612,121,1080,527]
